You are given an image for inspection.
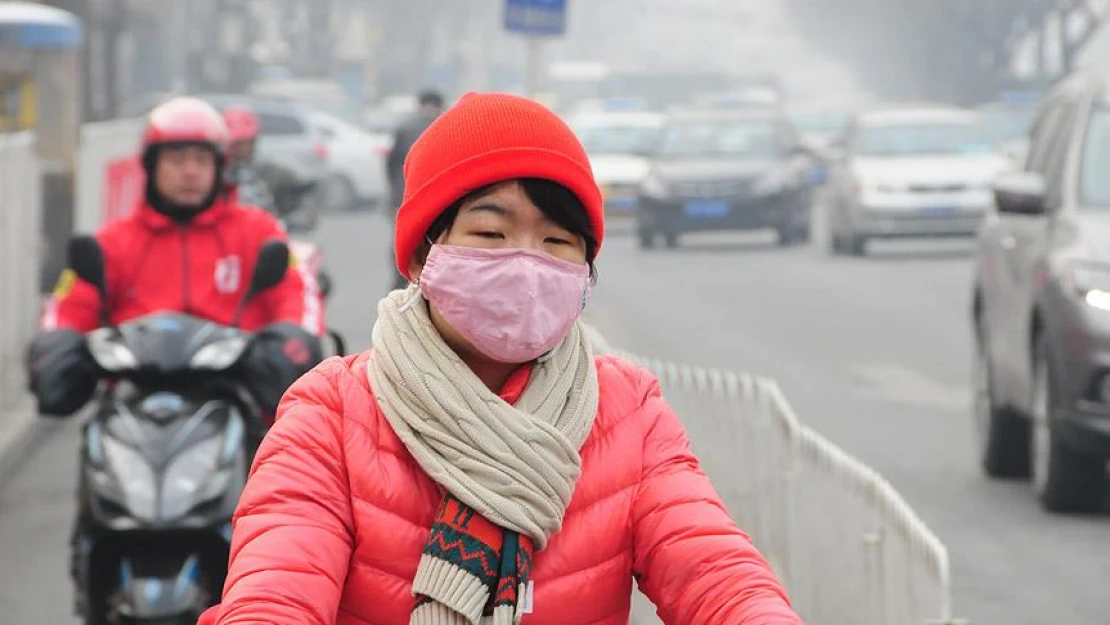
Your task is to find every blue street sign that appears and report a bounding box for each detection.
[504,0,567,37]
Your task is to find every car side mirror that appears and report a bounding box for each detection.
[993,171,1047,216]
[232,239,289,326]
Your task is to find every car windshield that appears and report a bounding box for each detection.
[574,124,661,155]
[857,121,994,157]
[1081,108,1110,206]
[789,110,851,135]
[657,119,782,157]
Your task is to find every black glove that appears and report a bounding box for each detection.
[240,323,324,414]
[25,329,99,417]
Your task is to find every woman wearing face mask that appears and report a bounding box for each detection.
[199,93,803,625]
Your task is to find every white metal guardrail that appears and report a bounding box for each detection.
[587,328,960,625]
[0,132,42,412]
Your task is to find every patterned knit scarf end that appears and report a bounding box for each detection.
[412,494,533,625]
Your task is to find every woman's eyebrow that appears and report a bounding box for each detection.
[463,202,511,217]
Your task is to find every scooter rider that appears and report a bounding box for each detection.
[27,96,325,421]
[222,105,279,216]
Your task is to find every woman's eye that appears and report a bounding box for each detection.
[545,237,571,245]
[474,231,504,239]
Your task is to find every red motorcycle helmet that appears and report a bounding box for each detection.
[141,97,230,161]
[223,105,260,144]
[140,97,231,218]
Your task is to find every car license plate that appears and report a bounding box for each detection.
[684,199,730,218]
[922,206,959,217]
[608,195,637,209]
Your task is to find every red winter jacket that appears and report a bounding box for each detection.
[41,196,323,336]
[199,351,803,625]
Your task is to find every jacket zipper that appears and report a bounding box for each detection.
[180,227,191,314]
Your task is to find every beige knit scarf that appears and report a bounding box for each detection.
[367,286,599,624]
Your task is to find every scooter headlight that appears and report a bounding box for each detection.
[189,337,250,371]
[160,437,227,520]
[88,329,139,372]
[102,437,157,521]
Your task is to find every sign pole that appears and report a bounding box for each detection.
[524,35,541,98]
[503,0,566,99]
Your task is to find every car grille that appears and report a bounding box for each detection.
[907,183,970,193]
[670,179,755,198]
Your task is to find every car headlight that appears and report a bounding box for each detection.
[190,336,249,370]
[1066,263,1110,311]
[161,437,227,520]
[857,179,907,194]
[88,329,139,371]
[753,170,788,195]
[640,174,669,199]
[102,437,157,521]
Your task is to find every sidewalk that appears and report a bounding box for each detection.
[0,398,37,477]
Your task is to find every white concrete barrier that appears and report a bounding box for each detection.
[0,132,42,412]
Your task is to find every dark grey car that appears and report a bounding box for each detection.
[972,70,1110,512]
[635,110,819,249]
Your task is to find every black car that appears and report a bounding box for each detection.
[973,70,1110,512]
[636,109,818,249]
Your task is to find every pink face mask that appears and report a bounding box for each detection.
[418,245,591,364]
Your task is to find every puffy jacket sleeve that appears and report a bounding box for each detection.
[40,269,102,332]
[40,227,119,332]
[207,363,354,625]
[630,371,804,625]
[253,214,325,337]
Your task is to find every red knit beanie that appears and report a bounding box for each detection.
[394,92,604,278]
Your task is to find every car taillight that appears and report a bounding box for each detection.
[314,143,328,162]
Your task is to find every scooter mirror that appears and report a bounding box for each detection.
[67,235,108,301]
[232,240,289,327]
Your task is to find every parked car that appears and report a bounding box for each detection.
[636,108,819,249]
[363,95,418,134]
[568,110,664,217]
[248,78,364,127]
[199,94,329,193]
[305,109,390,211]
[199,95,329,229]
[972,70,1110,512]
[825,106,1009,255]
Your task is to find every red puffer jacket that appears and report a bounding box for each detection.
[41,196,323,336]
[200,351,803,625]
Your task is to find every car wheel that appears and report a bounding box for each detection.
[637,228,656,250]
[1031,333,1106,512]
[974,320,1030,478]
[776,226,795,247]
[845,232,867,256]
[663,231,679,249]
[325,175,358,212]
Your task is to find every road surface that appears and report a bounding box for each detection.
[3,211,1109,625]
